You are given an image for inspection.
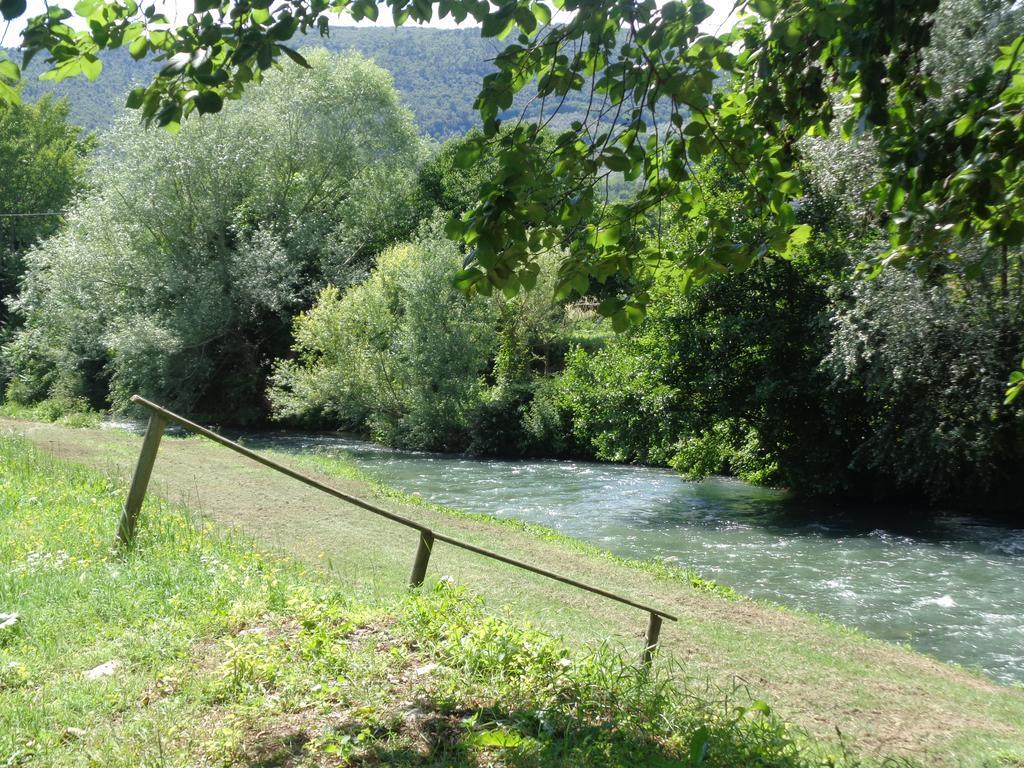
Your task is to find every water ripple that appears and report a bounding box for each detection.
[202,427,1024,685]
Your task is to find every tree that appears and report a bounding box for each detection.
[0,95,91,332]
[556,157,857,485]
[2,50,423,421]
[825,263,1023,504]
[551,144,1024,505]
[2,0,1021,318]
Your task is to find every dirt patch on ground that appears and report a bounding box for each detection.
[5,417,1024,763]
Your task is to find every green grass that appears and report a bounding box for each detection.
[289,449,966,649]
[0,397,102,429]
[6,416,1024,765]
[0,432,887,767]
[292,448,740,600]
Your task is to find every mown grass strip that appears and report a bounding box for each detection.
[0,432,880,767]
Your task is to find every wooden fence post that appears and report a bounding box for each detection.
[116,413,167,548]
[642,612,663,666]
[409,529,435,588]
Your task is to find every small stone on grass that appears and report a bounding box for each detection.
[84,660,120,680]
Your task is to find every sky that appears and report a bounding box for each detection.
[2,0,740,47]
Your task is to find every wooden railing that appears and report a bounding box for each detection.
[117,395,677,662]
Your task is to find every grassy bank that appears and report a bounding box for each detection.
[293,449,741,600]
[0,397,102,429]
[3,418,1024,766]
[0,432,866,767]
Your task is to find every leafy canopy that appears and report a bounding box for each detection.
[3,0,1023,315]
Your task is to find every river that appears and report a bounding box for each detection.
[103,413,1022,685]
[213,430,1024,686]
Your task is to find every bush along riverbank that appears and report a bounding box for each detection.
[0,431,882,767]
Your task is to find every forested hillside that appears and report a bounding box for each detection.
[7,27,587,139]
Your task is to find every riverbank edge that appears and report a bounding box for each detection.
[287,448,974,667]
[2,430,865,768]
[2,409,1005,681]
[10,397,1019,519]
[6,414,1024,763]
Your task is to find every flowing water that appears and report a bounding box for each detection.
[107,414,1021,684]
[224,431,1024,685]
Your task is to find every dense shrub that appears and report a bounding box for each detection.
[270,222,497,450]
[825,264,1024,504]
[556,171,1024,505]
[270,228,581,455]
[557,251,848,489]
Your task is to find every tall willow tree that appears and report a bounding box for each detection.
[3,50,423,421]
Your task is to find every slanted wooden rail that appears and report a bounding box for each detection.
[117,395,677,663]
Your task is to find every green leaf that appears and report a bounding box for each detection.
[128,35,148,60]
[570,272,589,295]
[690,1,714,24]
[597,297,624,316]
[481,9,514,38]
[776,171,801,195]
[364,2,379,20]
[514,6,536,34]
[0,58,19,82]
[532,2,551,25]
[74,0,100,18]
[444,216,466,241]
[890,185,906,211]
[466,729,524,748]
[193,90,223,114]
[81,54,102,82]
[953,115,973,138]
[785,224,812,254]
[453,267,483,292]
[625,303,645,322]
[161,52,190,75]
[688,725,710,764]
[602,152,631,172]
[0,0,27,21]
[125,87,146,109]
[554,278,574,301]
[749,699,772,716]
[278,44,311,69]
[454,141,482,169]
[0,78,19,105]
[41,59,83,83]
[256,44,273,70]
[596,224,621,247]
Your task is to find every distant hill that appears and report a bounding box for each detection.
[8,27,589,140]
